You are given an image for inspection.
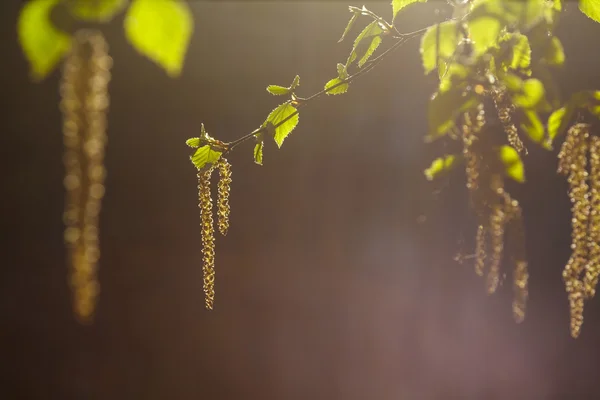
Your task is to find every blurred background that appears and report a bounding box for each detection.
[2,1,600,399]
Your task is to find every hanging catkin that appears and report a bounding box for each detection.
[558,123,590,338]
[60,30,111,323]
[492,88,526,154]
[584,135,600,299]
[198,166,216,310]
[460,98,528,320]
[217,158,232,236]
[487,174,506,293]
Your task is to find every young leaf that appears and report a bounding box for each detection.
[520,109,545,147]
[426,86,477,141]
[191,145,222,171]
[290,75,300,90]
[551,0,562,12]
[358,36,382,67]
[337,63,348,80]
[503,33,531,71]
[512,78,545,109]
[266,75,299,96]
[199,123,214,142]
[543,37,565,66]
[424,154,458,181]
[254,141,264,165]
[547,106,572,146]
[186,137,201,148]
[349,21,385,67]
[338,12,359,43]
[499,145,525,183]
[124,0,193,77]
[17,0,72,81]
[469,0,546,29]
[580,0,600,23]
[266,85,290,95]
[420,20,459,75]
[392,0,426,22]
[439,63,468,93]
[468,16,502,55]
[263,103,300,148]
[67,0,127,22]
[325,78,349,95]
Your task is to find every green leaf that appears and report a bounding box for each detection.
[499,145,525,183]
[439,63,468,93]
[339,12,359,43]
[191,145,222,171]
[512,78,545,109]
[468,16,502,55]
[392,0,426,21]
[547,106,572,146]
[68,0,127,22]
[199,123,214,142]
[420,20,459,75]
[17,0,72,81]
[580,0,600,23]
[358,36,382,67]
[426,86,478,141]
[263,103,300,148]
[290,75,300,90]
[469,0,546,29]
[520,109,545,146]
[352,21,383,50]
[124,0,193,77]
[254,141,264,165]
[551,0,562,11]
[337,63,348,79]
[505,33,531,71]
[424,154,457,181]
[349,21,385,67]
[266,75,301,96]
[266,85,290,95]
[325,78,349,95]
[186,137,201,148]
[544,37,565,66]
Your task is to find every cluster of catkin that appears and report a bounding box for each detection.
[60,30,111,323]
[492,87,527,155]
[557,123,600,338]
[197,158,232,310]
[462,103,529,322]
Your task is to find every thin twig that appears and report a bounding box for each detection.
[226,28,425,153]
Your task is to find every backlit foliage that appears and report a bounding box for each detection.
[183,0,600,338]
[15,0,600,337]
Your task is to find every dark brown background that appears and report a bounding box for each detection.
[2,1,600,399]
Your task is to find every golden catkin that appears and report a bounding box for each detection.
[460,100,528,319]
[504,193,528,323]
[60,30,111,323]
[463,106,493,278]
[462,105,485,196]
[558,123,590,338]
[487,175,507,294]
[475,224,487,277]
[217,158,232,236]
[493,88,526,154]
[584,136,600,299]
[198,167,216,310]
